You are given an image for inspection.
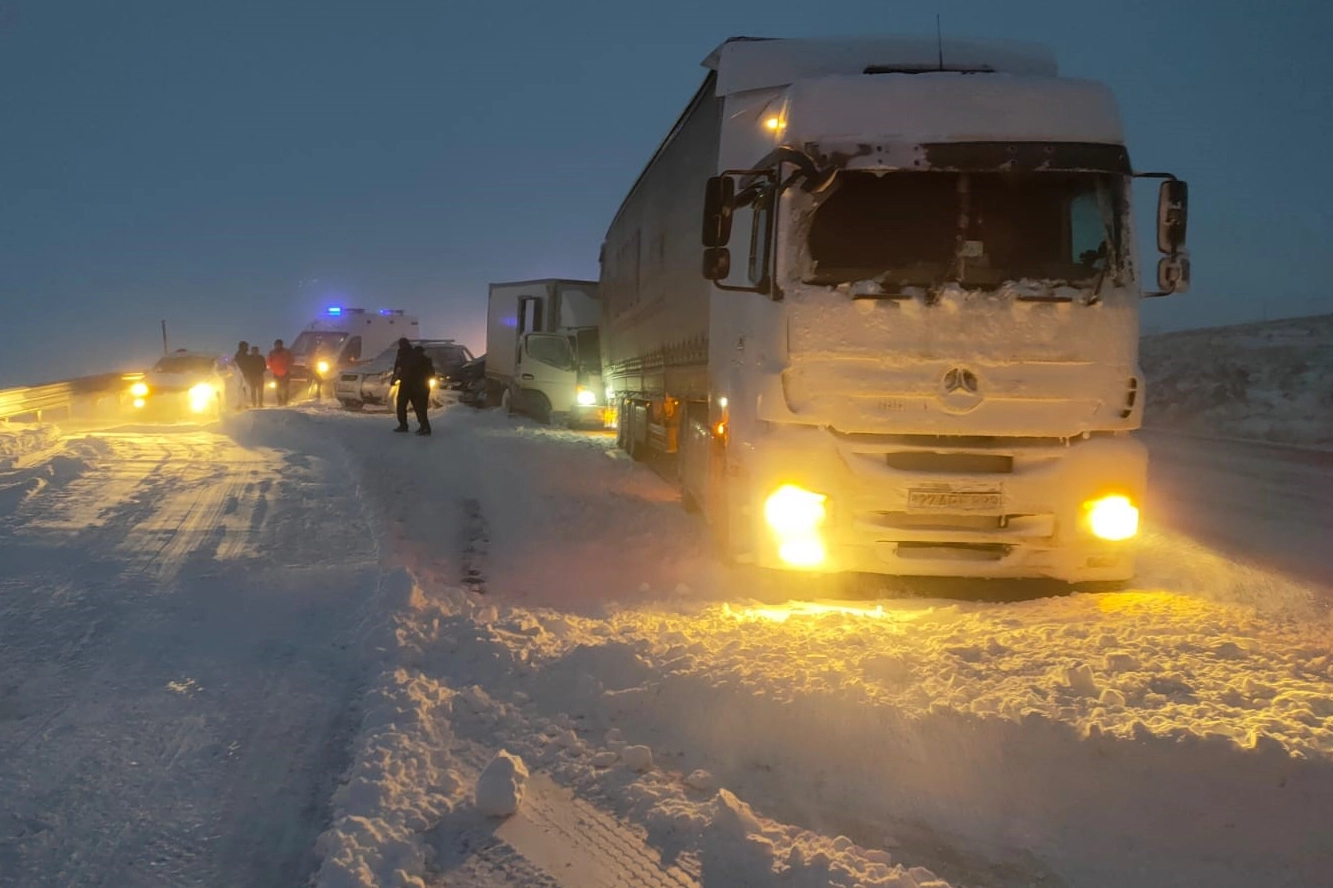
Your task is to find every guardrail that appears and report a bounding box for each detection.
[0,372,141,422]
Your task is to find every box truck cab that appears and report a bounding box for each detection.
[601,36,1190,586]
[485,279,607,426]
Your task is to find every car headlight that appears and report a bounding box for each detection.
[129,381,149,398]
[1084,494,1139,541]
[763,484,828,567]
[428,377,437,389]
[316,360,330,375]
[576,386,596,406]
[188,382,216,413]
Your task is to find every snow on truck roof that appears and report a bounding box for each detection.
[704,35,1059,96]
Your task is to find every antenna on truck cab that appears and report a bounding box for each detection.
[936,15,944,70]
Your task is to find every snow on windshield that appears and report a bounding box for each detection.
[152,356,216,375]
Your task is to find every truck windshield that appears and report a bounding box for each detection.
[290,331,349,358]
[803,170,1121,290]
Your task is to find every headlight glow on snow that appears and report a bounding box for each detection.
[576,387,596,407]
[1085,494,1139,541]
[129,381,149,398]
[188,383,215,414]
[763,484,828,568]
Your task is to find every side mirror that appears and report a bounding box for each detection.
[1157,179,1188,254]
[703,247,731,281]
[702,176,735,247]
[1156,254,1191,295]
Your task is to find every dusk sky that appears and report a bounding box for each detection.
[2,0,1329,387]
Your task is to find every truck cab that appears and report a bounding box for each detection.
[486,280,607,426]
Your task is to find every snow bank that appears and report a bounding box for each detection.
[0,421,60,468]
[1142,313,1333,448]
[280,402,1331,888]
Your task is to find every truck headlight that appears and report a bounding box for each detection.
[1085,495,1139,541]
[316,360,330,376]
[188,382,216,413]
[763,484,828,567]
[576,386,597,407]
[428,377,437,389]
[129,381,149,398]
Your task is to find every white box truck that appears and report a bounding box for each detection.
[485,279,607,426]
[599,36,1191,585]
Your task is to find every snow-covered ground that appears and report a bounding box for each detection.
[1141,313,1333,448]
[3,402,1331,888]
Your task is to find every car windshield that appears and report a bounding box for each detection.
[290,331,348,357]
[152,356,215,375]
[425,345,470,369]
[803,170,1121,290]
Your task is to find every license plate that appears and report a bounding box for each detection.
[907,489,1002,512]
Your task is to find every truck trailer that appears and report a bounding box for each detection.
[484,279,607,426]
[599,36,1191,585]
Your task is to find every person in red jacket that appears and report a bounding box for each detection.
[267,339,294,406]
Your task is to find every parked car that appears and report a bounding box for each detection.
[127,350,238,420]
[456,355,488,408]
[334,339,474,411]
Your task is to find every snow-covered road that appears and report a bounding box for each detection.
[2,406,1330,888]
[1142,430,1333,593]
[0,426,384,887]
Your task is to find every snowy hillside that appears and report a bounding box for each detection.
[1141,313,1333,448]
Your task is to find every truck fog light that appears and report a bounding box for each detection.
[764,484,828,567]
[778,538,826,567]
[1085,495,1139,541]
[129,381,149,398]
[132,397,146,409]
[576,387,596,406]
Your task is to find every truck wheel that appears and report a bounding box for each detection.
[533,394,553,425]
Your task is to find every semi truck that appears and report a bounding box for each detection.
[599,35,1191,586]
[484,279,608,426]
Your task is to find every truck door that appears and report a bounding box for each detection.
[517,333,577,419]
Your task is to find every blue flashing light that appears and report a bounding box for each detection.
[327,306,343,316]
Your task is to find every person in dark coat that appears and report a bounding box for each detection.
[409,345,435,436]
[244,345,267,408]
[390,338,414,432]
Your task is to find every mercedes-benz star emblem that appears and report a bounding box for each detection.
[938,367,983,413]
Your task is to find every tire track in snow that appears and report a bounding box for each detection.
[0,426,381,888]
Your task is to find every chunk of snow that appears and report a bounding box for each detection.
[475,750,529,817]
[684,769,715,791]
[620,744,653,772]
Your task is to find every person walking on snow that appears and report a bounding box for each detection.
[244,345,267,408]
[408,345,435,436]
[390,338,414,433]
[267,339,293,407]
